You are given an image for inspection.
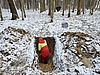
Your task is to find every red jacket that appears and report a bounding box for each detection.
[38,39,50,57]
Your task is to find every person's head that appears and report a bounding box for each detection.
[39,36,43,40]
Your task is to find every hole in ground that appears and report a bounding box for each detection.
[35,37,55,72]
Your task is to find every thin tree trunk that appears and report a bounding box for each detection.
[43,0,45,11]
[68,0,71,17]
[72,0,76,12]
[7,0,19,20]
[82,0,85,14]
[0,4,3,21]
[77,0,82,15]
[34,0,40,10]
[62,0,65,16]
[3,0,9,9]
[40,0,45,12]
[40,0,43,12]
[30,0,33,9]
[19,0,26,20]
[86,0,90,10]
[90,0,97,15]
[48,0,51,15]
[16,0,20,10]
[27,0,30,9]
[32,0,35,10]
[50,0,54,22]
[65,0,69,10]
[95,0,99,10]
[54,0,56,12]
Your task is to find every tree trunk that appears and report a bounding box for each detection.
[50,0,54,22]
[97,0,100,10]
[40,0,44,12]
[7,0,19,20]
[68,0,71,17]
[48,0,51,15]
[90,0,97,15]
[65,0,68,10]
[33,0,36,10]
[3,0,9,9]
[95,0,100,10]
[72,0,76,12]
[19,0,26,20]
[82,0,85,14]
[62,0,65,16]
[86,0,90,10]
[40,0,42,12]
[29,0,33,9]
[16,0,20,10]
[0,4,3,21]
[43,0,46,11]
[33,0,39,11]
[27,0,30,9]
[77,0,82,15]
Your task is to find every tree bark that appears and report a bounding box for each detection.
[7,0,19,20]
[0,4,3,21]
[3,0,9,9]
[77,0,82,15]
[50,0,54,22]
[27,0,30,9]
[16,0,20,10]
[68,0,71,17]
[72,0,76,12]
[40,0,43,12]
[62,0,65,16]
[48,0,51,15]
[90,0,97,15]
[19,0,26,20]
[82,0,85,14]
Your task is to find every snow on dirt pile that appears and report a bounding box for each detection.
[0,26,38,75]
[0,27,100,75]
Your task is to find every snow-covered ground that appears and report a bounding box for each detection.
[0,9,100,75]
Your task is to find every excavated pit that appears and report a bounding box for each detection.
[35,37,55,72]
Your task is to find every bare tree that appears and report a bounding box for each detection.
[85,0,90,10]
[90,0,97,15]
[62,0,65,16]
[72,0,77,12]
[30,0,33,9]
[19,0,26,20]
[27,0,30,9]
[40,0,45,12]
[7,0,19,20]
[82,0,85,14]
[40,0,43,12]
[77,0,82,15]
[3,0,9,9]
[95,0,100,10]
[56,0,61,7]
[33,0,39,11]
[0,4,3,21]
[48,0,51,15]
[50,0,54,22]
[16,0,20,10]
[68,0,71,17]
[65,0,68,10]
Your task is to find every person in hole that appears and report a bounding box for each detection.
[38,36,50,64]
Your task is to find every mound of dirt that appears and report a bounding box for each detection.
[60,32,100,68]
